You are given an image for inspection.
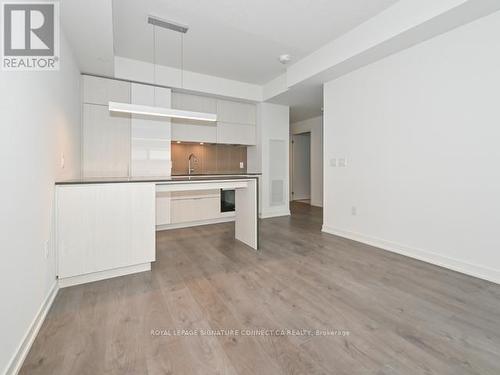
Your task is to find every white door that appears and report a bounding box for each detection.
[291,133,311,201]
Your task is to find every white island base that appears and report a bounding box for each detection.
[55,177,258,288]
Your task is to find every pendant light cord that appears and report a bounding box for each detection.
[181,33,184,89]
[153,24,157,104]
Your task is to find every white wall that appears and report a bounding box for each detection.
[249,103,290,218]
[323,10,500,284]
[291,116,323,207]
[115,56,262,102]
[0,32,81,374]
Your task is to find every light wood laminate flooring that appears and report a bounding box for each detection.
[20,202,500,374]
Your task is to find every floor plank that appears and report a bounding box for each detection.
[20,202,500,375]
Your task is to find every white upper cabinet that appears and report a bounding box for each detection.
[217,99,256,125]
[172,92,217,113]
[216,99,257,145]
[83,75,130,105]
[171,92,218,143]
[83,104,131,177]
[171,121,218,143]
[130,83,172,177]
[171,92,257,145]
[217,122,256,145]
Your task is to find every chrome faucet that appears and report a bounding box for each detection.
[188,153,197,175]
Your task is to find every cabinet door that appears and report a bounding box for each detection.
[171,121,217,143]
[217,122,256,145]
[83,104,131,177]
[130,83,172,177]
[217,99,256,125]
[83,75,130,105]
[57,183,156,279]
[172,92,217,113]
[171,92,217,143]
[156,192,171,226]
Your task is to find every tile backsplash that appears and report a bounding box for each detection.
[171,143,247,175]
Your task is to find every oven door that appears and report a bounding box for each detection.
[220,189,235,212]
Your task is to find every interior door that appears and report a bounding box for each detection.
[292,133,311,201]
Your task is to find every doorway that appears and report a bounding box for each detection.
[291,132,311,203]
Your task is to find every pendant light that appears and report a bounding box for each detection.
[109,16,217,122]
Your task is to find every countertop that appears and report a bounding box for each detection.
[55,173,261,185]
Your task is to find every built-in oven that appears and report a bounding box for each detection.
[220,189,235,212]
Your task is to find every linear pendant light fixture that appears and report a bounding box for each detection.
[109,16,217,122]
[109,102,217,122]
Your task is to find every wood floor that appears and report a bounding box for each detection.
[21,202,500,374]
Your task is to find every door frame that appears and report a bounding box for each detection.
[290,131,312,202]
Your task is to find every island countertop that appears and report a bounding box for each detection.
[55,173,261,185]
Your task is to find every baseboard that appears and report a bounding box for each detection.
[322,225,500,285]
[260,209,291,219]
[310,201,323,208]
[5,282,59,375]
[156,216,235,231]
[58,263,151,288]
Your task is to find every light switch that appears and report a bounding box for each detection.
[338,158,347,167]
[240,162,244,169]
[329,158,337,167]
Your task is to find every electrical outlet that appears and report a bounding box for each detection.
[44,240,49,258]
[240,162,244,169]
[351,206,357,216]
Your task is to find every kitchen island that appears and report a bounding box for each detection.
[55,175,259,287]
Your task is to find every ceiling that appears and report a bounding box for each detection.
[112,0,399,85]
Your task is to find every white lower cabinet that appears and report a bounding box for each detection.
[56,183,156,281]
[156,191,171,226]
[170,190,221,224]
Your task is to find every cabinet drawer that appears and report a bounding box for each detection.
[170,197,220,223]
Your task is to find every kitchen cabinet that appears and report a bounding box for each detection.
[83,104,131,177]
[156,192,171,226]
[171,92,257,145]
[83,75,130,105]
[171,121,217,143]
[56,183,156,282]
[130,83,172,177]
[217,122,256,145]
[170,190,220,223]
[82,76,173,178]
[173,92,217,113]
[171,92,217,143]
[216,99,256,145]
[217,99,256,125]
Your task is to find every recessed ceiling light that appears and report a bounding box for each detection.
[176,141,181,144]
[199,142,204,145]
